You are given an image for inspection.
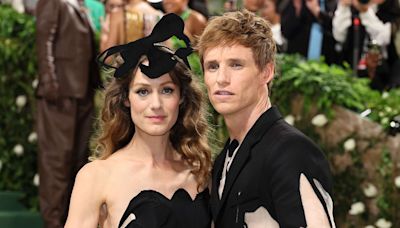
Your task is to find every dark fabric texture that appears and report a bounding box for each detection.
[210,106,334,228]
[118,189,211,228]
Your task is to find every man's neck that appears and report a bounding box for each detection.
[224,98,271,143]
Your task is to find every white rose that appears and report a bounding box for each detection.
[375,218,392,228]
[394,176,400,188]
[365,226,376,228]
[363,183,378,198]
[13,144,24,156]
[343,138,356,151]
[349,201,365,215]
[33,173,40,187]
[311,114,328,127]
[28,132,38,143]
[15,95,27,108]
[284,115,295,126]
[32,79,39,89]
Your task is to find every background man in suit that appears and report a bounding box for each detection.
[197,9,336,227]
[35,0,101,226]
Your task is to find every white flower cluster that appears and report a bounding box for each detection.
[311,114,328,127]
[32,79,39,89]
[375,218,392,228]
[33,173,40,187]
[349,201,365,215]
[13,144,24,156]
[363,183,378,198]
[16,95,27,108]
[284,115,295,126]
[394,176,400,188]
[28,132,38,143]
[343,138,356,151]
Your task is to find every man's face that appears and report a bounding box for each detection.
[203,44,267,118]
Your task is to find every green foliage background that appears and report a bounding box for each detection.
[0,5,39,209]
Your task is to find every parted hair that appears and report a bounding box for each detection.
[196,9,277,87]
[91,60,212,188]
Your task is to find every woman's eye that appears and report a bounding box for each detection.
[162,87,174,94]
[136,89,149,96]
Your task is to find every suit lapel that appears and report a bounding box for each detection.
[210,140,230,219]
[215,106,283,219]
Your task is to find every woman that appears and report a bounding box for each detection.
[100,0,163,52]
[65,14,212,228]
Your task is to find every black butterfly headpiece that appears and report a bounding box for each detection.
[97,13,192,79]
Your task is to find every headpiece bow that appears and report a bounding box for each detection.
[97,13,192,79]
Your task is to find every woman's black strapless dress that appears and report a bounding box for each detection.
[118,188,211,228]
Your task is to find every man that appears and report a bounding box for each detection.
[197,10,336,227]
[35,0,101,226]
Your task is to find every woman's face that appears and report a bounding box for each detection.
[126,67,181,137]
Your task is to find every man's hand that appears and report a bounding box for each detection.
[42,80,60,102]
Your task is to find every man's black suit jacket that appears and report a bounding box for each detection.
[210,106,334,227]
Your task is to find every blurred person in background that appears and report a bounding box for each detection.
[332,0,400,90]
[84,0,105,32]
[35,0,102,226]
[281,0,340,64]
[260,0,287,52]
[163,0,206,41]
[242,0,262,12]
[100,0,162,52]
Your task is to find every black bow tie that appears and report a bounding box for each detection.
[227,139,239,157]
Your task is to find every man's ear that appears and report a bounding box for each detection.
[260,63,275,85]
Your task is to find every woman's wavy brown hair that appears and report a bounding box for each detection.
[91,59,212,188]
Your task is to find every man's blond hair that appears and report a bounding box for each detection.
[196,9,276,73]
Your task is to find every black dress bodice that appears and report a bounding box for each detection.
[118,188,211,228]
